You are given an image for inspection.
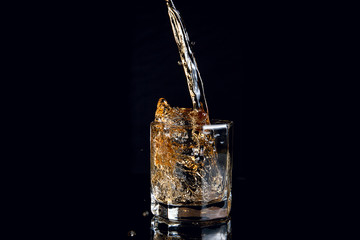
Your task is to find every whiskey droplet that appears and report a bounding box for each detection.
[127,230,136,237]
[177,60,182,66]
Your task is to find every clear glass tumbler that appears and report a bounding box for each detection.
[150,119,233,221]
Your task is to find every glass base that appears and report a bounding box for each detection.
[151,193,232,221]
[151,216,231,239]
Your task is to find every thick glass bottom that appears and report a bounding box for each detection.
[151,193,232,221]
[151,216,231,239]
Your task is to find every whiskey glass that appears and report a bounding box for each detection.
[150,120,233,221]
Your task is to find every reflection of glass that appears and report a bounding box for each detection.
[151,120,233,221]
[151,216,232,240]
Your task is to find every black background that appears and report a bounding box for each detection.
[8,0,341,238]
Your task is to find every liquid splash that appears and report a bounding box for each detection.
[166,0,209,114]
[151,99,223,205]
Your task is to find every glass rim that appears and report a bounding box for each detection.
[150,119,233,128]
